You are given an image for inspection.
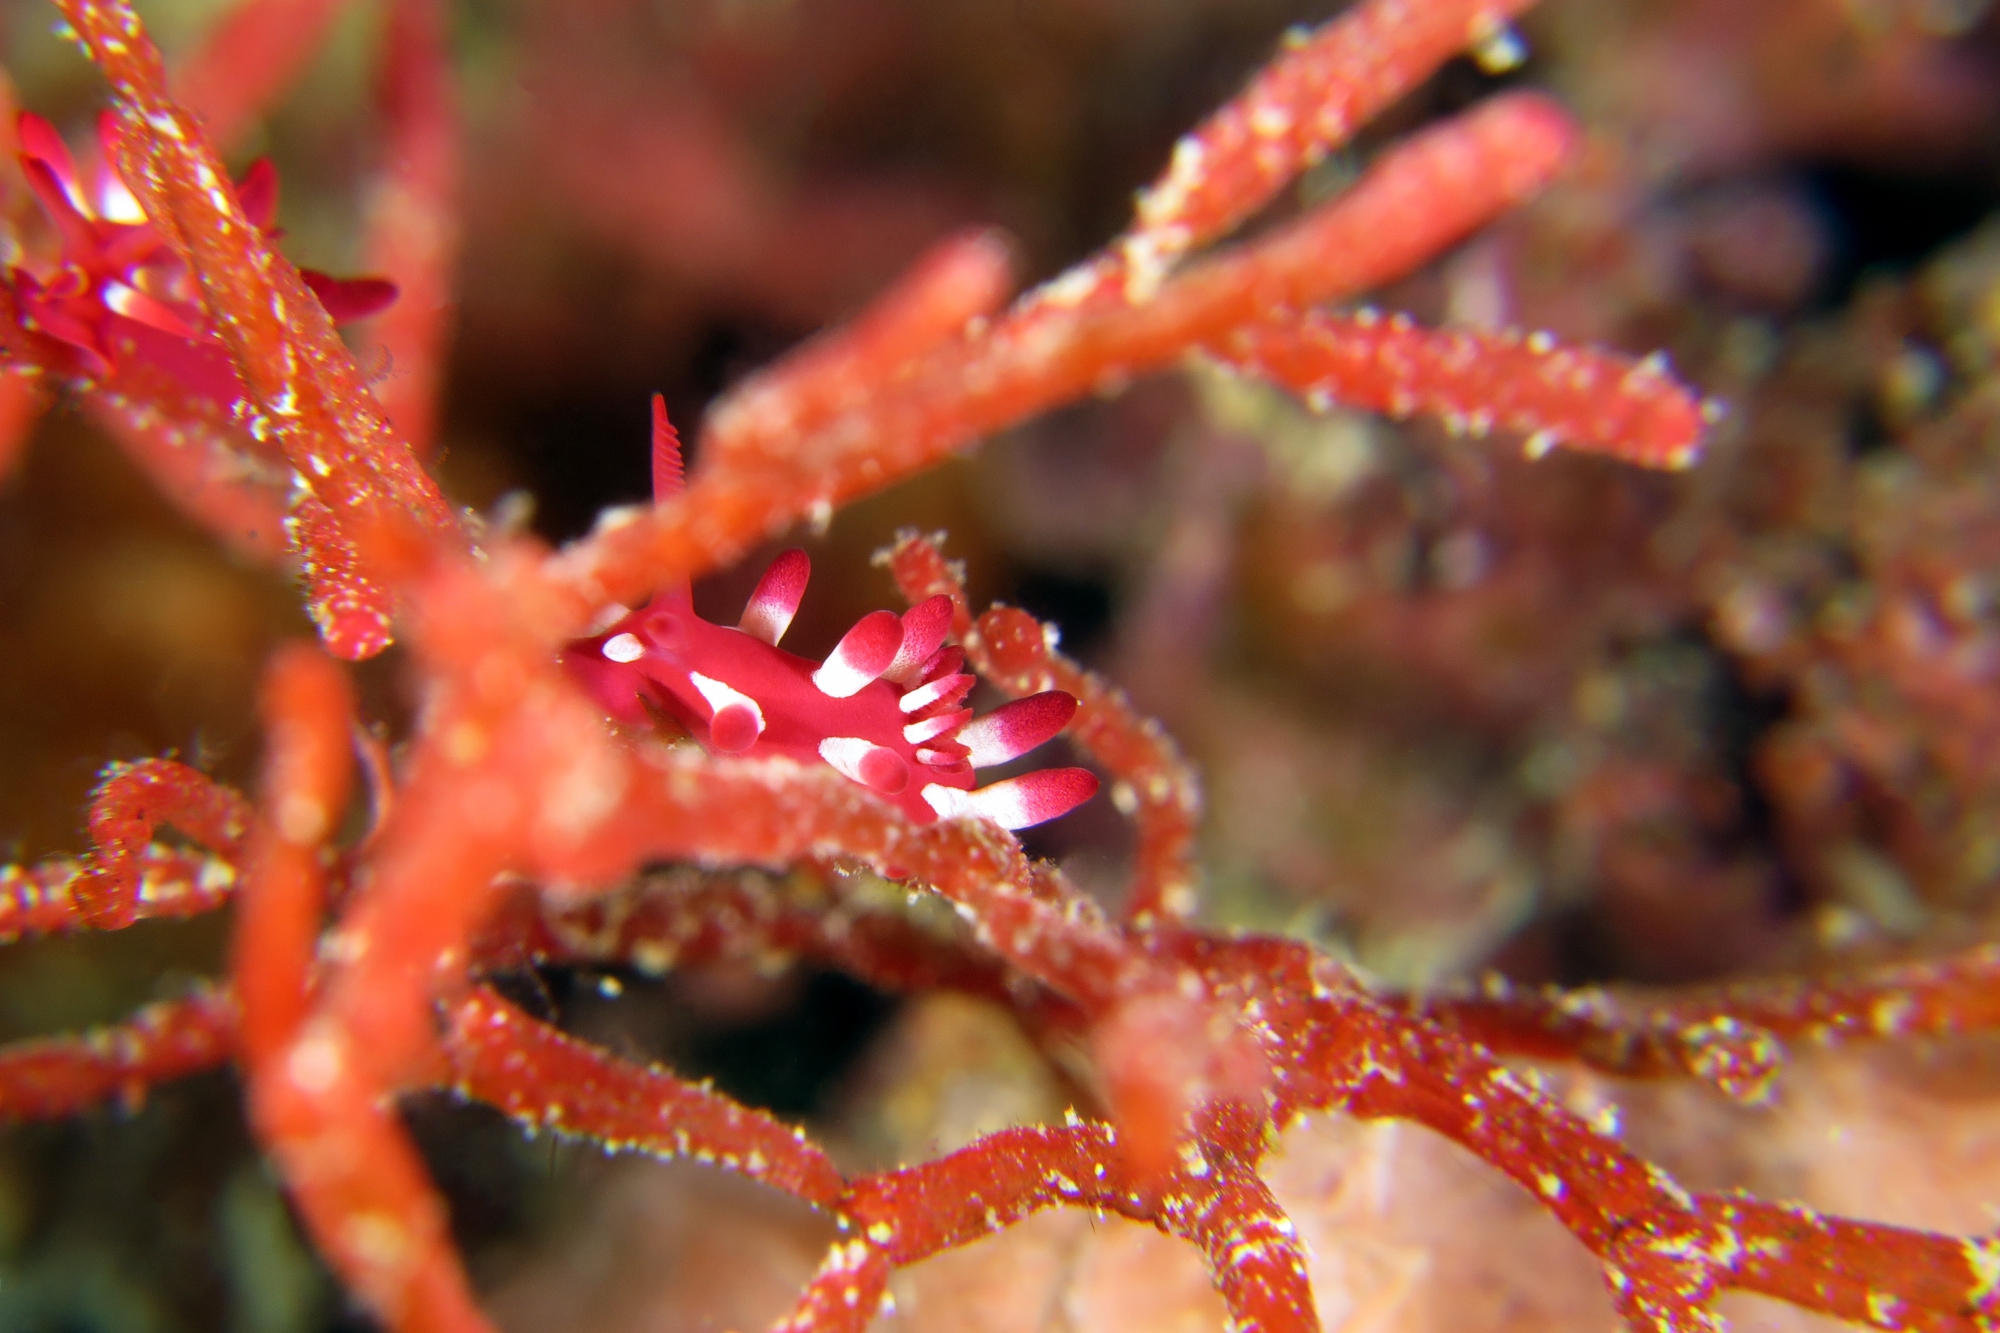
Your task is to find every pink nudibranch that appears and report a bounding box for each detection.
[562,396,1098,829]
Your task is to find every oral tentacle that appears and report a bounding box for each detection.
[904,708,973,747]
[956,691,1078,767]
[924,767,1098,830]
[739,548,811,645]
[813,609,904,697]
[687,671,766,753]
[885,595,954,683]
[818,737,911,794]
[898,671,975,715]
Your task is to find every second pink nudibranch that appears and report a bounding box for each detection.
[6,111,395,406]
[563,397,1098,829]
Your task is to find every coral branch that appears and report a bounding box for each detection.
[1195,933,2000,1333]
[81,757,251,928]
[476,865,1038,1016]
[705,228,1017,474]
[553,93,1581,617]
[232,644,354,1068]
[1210,309,1710,470]
[767,1238,893,1333]
[1414,944,2000,1102]
[1703,1194,1994,1333]
[0,986,234,1119]
[844,1113,1318,1333]
[587,761,1141,1005]
[56,0,463,657]
[0,846,238,942]
[1125,0,1540,275]
[253,1040,490,1333]
[287,487,400,657]
[1160,1144,1321,1333]
[444,985,847,1210]
[237,641,489,1333]
[843,1122,1127,1264]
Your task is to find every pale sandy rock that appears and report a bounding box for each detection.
[485,1003,2000,1333]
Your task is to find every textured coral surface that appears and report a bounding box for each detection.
[0,0,1998,1331]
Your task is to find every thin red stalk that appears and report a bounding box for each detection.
[0,846,238,941]
[846,1121,1123,1262]
[842,1114,1318,1333]
[1210,308,1711,469]
[236,638,489,1333]
[443,986,847,1210]
[1703,1194,1994,1333]
[1403,976,1784,1100]
[308,551,621,1095]
[569,748,1148,1010]
[232,644,354,1068]
[286,488,399,656]
[231,549,644,1333]
[1331,1001,1710,1265]
[0,986,234,1119]
[1194,939,1633,1230]
[56,0,463,657]
[561,725,1274,1182]
[82,757,251,927]
[554,93,1579,618]
[1287,1007,1721,1328]
[1159,1150,1321,1333]
[1046,91,1579,380]
[307,735,520,1083]
[767,1238,894,1333]
[68,0,452,534]
[1697,943,2000,1041]
[1414,944,2000,1101]
[1196,929,2000,1333]
[475,866,1036,1015]
[705,228,1017,472]
[1125,0,1541,270]
[252,1035,490,1333]
[230,551,636,1327]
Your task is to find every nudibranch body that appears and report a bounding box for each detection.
[563,398,1097,830]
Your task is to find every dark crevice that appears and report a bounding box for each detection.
[681,970,899,1118]
[1805,162,2000,307]
[1007,566,1116,661]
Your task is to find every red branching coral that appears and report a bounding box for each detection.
[1,1,1997,1332]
